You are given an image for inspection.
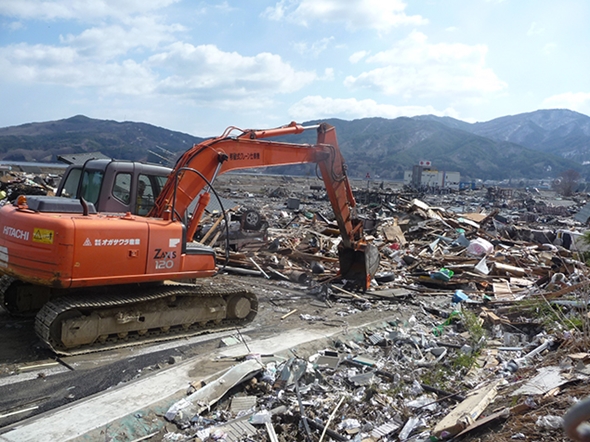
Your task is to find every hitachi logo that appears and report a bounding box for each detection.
[3,226,30,241]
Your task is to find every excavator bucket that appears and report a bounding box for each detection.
[338,243,381,291]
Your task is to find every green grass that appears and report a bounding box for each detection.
[461,310,485,345]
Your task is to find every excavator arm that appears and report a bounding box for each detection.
[150,122,379,289]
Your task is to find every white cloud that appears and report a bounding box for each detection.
[349,50,368,64]
[0,39,316,109]
[293,37,334,58]
[289,95,458,121]
[187,95,277,112]
[542,92,590,115]
[0,11,181,94]
[261,0,288,21]
[213,1,237,13]
[527,22,545,36]
[60,18,183,58]
[345,31,506,98]
[5,21,23,31]
[194,1,238,16]
[322,68,335,81]
[0,43,156,94]
[149,43,317,105]
[0,0,178,21]
[263,0,427,31]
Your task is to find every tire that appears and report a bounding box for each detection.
[241,209,263,230]
[375,272,395,283]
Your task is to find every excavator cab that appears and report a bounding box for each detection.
[56,159,171,215]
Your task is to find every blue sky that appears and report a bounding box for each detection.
[1,0,589,137]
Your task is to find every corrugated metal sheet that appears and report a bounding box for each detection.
[371,421,402,438]
[217,420,257,441]
[230,396,257,413]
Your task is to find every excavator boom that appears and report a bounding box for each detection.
[151,121,378,288]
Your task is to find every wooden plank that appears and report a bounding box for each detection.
[492,281,514,301]
[454,408,510,438]
[292,250,339,263]
[542,281,590,300]
[331,285,369,302]
[460,212,488,223]
[510,277,534,287]
[454,400,531,439]
[370,288,412,299]
[280,309,298,320]
[480,307,510,325]
[493,262,526,277]
[201,213,226,244]
[383,224,407,245]
[206,231,221,247]
[432,380,501,438]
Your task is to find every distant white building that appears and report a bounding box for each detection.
[0,165,11,177]
[403,163,460,190]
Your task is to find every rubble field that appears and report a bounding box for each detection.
[2,170,590,441]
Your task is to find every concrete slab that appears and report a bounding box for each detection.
[0,326,366,442]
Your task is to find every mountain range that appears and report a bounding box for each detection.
[1,109,589,181]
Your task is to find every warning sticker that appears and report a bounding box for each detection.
[33,228,54,244]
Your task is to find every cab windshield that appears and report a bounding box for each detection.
[60,167,104,205]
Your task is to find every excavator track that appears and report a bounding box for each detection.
[0,275,54,316]
[35,282,258,356]
[0,275,14,306]
[0,275,21,315]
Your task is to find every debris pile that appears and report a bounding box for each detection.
[155,182,590,441]
[160,299,589,441]
[0,171,55,202]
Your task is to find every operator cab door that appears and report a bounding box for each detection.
[135,174,168,216]
[100,163,169,215]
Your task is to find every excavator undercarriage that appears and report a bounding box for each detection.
[34,282,258,355]
[0,275,257,355]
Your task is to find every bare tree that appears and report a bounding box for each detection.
[554,169,581,196]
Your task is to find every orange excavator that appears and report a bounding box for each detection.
[0,122,379,354]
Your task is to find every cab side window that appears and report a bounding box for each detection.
[60,168,82,198]
[136,174,155,215]
[113,173,131,205]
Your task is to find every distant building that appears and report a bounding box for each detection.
[0,165,11,177]
[403,163,460,190]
